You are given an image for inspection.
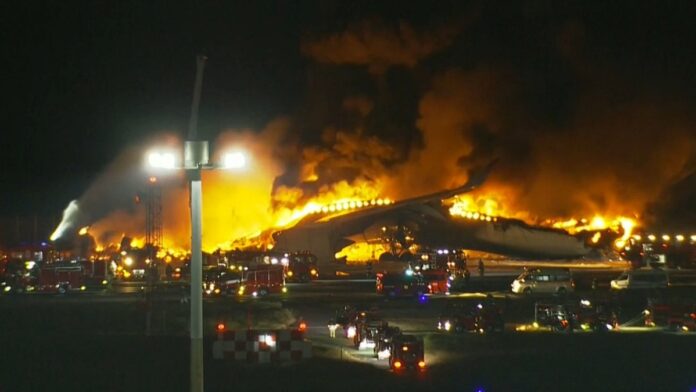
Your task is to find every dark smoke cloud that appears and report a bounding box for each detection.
[302,20,461,74]
[292,11,696,225]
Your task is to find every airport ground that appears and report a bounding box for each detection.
[1,269,696,391]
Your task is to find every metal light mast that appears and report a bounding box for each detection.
[145,176,163,258]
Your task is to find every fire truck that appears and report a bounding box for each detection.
[644,298,696,332]
[419,267,449,294]
[38,262,86,293]
[203,265,229,296]
[376,270,427,297]
[1,259,37,294]
[284,252,319,282]
[438,298,504,333]
[227,264,287,296]
[534,299,619,332]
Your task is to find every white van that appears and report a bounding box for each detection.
[511,268,574,294]
[610,269,668,290]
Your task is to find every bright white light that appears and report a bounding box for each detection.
[358,340,375,350]
[147,151,176,169]
[259,334,276,347]
[222,151,246,169]
[124,257,134,267]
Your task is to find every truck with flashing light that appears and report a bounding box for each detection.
[389,334,425,371]
[420,268,449,294]
[229,264,287,296]
[285,252,319,282]
[644,298,696,332]
[376,271,427,298]
[38,262,86,293]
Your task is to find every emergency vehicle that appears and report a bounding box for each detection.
[376,270,427,297]
[644,298,696,331]
[203,265,229,296]
[419,267,449,294]
[574,299,620,331]
[284,252,319,282]
[389,335,425,371]
[373,324,401,358]
[229,264,287,296]
[38,262,86,293]
[353,314,383,349]
[1,259,38,294]
[534,299,618,332]
[438,299,504,333]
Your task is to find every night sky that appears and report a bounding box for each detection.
[3,1,695,244]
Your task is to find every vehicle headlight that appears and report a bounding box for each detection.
[347,326,356,338]
[444,321,451,331]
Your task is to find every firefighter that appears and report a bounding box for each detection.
[328,318,338,338]
[478,259,485,277]
[464,268,471,284]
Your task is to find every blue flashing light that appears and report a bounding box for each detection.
[418,294,428,304]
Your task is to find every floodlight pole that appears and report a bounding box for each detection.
[187,54,207,392]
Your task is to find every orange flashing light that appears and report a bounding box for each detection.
[393,361,402,369]
[298,322,307,332]
[418,361,426,368]
[216,323,225,332]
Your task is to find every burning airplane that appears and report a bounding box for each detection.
[272,163,598,265]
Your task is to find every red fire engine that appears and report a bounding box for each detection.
[230,264,287,296]
[38,262,85,293]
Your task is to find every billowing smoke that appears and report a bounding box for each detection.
[288,16,696,224]
[51,13,696,250]
[50,134,181,246]
[302,20,461,75]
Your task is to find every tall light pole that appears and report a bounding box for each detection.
[186,54,207,392]
[148,55,248,392]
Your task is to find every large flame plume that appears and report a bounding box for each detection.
[51,17,695,257]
